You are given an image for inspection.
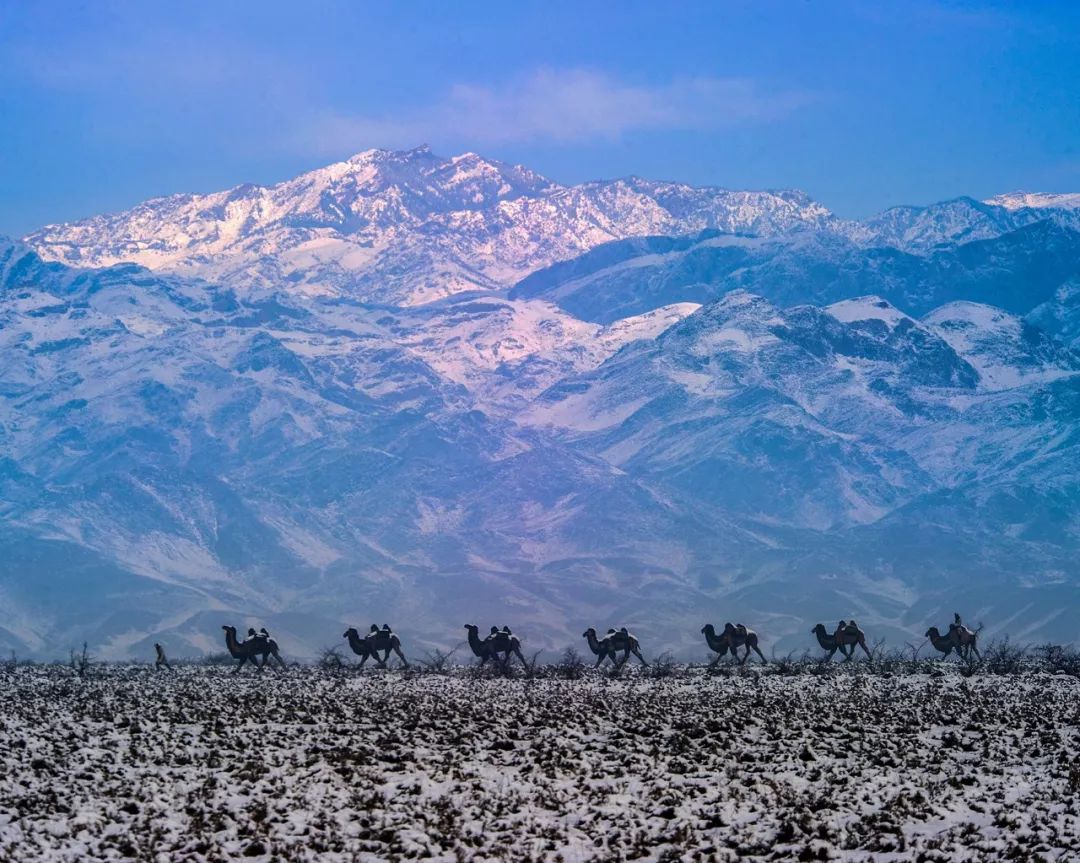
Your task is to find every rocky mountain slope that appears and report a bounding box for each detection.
[511,221,1080,322]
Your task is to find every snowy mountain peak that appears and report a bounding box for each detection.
[826,296,910,328]
[922,300,1019,331]
[23,147,840,306]
[984,191,1080,211]
[923,300,1080,390]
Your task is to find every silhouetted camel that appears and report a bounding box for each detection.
[701,624,732,665]
[464,624,526,667]
[926,626,963,658]
[812,623,855,662]
[365,624,409,668]
[583,627,647,668]
[828,620,871,661]
[342,628,377,667]
[948,613,981,660]
[582,628,625,667]
[222,625,285,672]
[154,643,172,671]
[927,614,981,660]
[702,623,767,665]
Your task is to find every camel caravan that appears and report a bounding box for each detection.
[212,612,983,672]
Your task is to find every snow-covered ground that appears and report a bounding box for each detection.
[1,665,1077,861]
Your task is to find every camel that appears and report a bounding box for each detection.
[343,628,378,667]
[221,625,286,672]
[365,624,409,668]
[583,627,647,668]
[926,614,981,660]
[464,624,526,667]
[812,623,855,662]
[583,628,625,667]
[702,623,767,665]
[948,613,981,660]
[830,620,871,661]
[926,627,963,659]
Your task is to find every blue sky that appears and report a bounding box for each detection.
[1,1,1078,236]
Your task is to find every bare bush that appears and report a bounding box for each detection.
[415,646,458,674]
[69,642,93,679]
[317,645,346,671]
[520,649,546,680]
[768,650,812,676]
[1034,643,1080,677]
[981,638,1027,675]
[555,647,587,680]
[647,651,678,679]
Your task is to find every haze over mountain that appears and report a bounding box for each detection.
[3,148,1079,659]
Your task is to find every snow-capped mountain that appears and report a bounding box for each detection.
[23,148,1080,310]
[986,191,1080,211]
[24,147,838,307]
[4,151,1080,659]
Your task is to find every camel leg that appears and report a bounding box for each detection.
[514,647,526,667]
[968,642,981,661]
[633,648,647,667]
[376,648,390,669]
[594,653,605,668]
[393,645,409,668]
[274,650,287,671]
[821,648,834,663]
[708,651,723,667]
[858,638,871,659]
[752,644,767,664]
[233,655,247,673]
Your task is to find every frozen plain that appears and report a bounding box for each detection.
[1,664,1078,862]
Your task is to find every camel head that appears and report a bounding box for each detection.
[811,623,827,636]
[701,624,715,636]
[582,627,597,638]
[222,625,235,633]
[925,627,941,638]
[343,627,358,639]
[464,624,479,635]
